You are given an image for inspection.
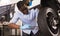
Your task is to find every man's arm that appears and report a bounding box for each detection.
[8,23,20,29]
[8,12,20,29]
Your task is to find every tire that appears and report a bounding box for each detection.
[37,7,59,36]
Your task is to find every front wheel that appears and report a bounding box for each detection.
[37,7,59,36]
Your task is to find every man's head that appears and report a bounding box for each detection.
[17,1,28,14]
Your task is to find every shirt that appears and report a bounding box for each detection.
[9,4,39,34]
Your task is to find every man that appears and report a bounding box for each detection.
[8,1,40,36]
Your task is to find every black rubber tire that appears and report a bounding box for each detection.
[37,7,58,36]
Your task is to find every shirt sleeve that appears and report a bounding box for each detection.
[9,12,19,24]
[34,8,39,17]
[31,8,39,18]
[34,8,39,21]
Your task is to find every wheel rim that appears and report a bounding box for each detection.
[46,12,58,34]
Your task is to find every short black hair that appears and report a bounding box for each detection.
[17,1,24,10]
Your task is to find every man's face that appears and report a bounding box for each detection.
[20,5,28,14]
